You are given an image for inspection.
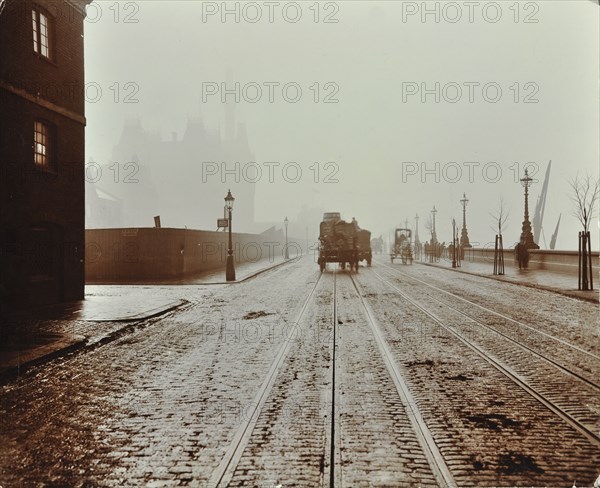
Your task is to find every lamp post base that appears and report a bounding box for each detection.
[226,254,236,281]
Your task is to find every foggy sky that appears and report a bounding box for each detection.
[84,0,599,250]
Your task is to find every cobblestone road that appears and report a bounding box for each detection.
[1,257,598,487]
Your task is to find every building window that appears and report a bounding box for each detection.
[32,8,52,59]
[34,121,55,170]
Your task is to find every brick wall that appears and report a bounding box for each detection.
[0,0,90,309]
[0,0,87,116]
[85,227,286,283]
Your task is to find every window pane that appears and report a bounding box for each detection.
[32,10,38,52]
[40,20,49,58]
[34,121,51,168]
[32,10,52,60]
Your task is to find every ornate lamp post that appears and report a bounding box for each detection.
[519,169,539,249]
[460,193,471,248]
[452,218,457,268]
[414,213,420,260]
[225,189,236,281]
[284,216,289,260]
[431,206,438,244]
[414,214,420,242]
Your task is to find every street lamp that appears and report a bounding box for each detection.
[414,213,420,260]
[451,218,460,268]
[431,206,438,244]
[284,216,289,260]
[519,169,539,249]
[460,193,471,249]
[225,189,235,281]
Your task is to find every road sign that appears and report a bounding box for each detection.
[217,218,229,229]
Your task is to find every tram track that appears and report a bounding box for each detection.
[376,265,600,391]
[378,260,600,364]
[347,273,457,488]
[209,260,599,486]
[216,266,456,487]
[175,263,600,486]
[328,268,340,487]
[207,271,326,487]
[366,267,600,448]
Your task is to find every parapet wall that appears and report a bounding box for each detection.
[85,227,285,282]
[459,247,599,274]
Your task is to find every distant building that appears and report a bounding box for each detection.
[85,180,124,229]
[92,110,258,232]
[0,0,91,308]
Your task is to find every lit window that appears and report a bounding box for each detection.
[32,8,51,59]
[34,121,54,169]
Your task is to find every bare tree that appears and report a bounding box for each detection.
[568,171,599,291]
[489,197,510,274]
[423,215,433,241]
[489,196,510,235]
[568,172,600,232]
[423,215,432,232]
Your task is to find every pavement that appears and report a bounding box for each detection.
[180,254,292,284]
[0,256,293,381]
[415,254,599,304]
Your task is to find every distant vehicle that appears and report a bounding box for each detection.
[390,228,413,265]
[356,228,372,267]
[318,216,372,272]
[371,236,384,254]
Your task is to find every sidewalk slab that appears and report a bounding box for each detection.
[79,296,186,322]
[1,294,188,382]
[417,258,599,304]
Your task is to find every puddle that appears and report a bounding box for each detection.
[243,311,275,320]
[496,451,544,475]
[467,413,523,431]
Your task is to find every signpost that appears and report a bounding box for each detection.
[217,218,229,230]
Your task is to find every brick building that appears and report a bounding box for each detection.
[0,0,92,310]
